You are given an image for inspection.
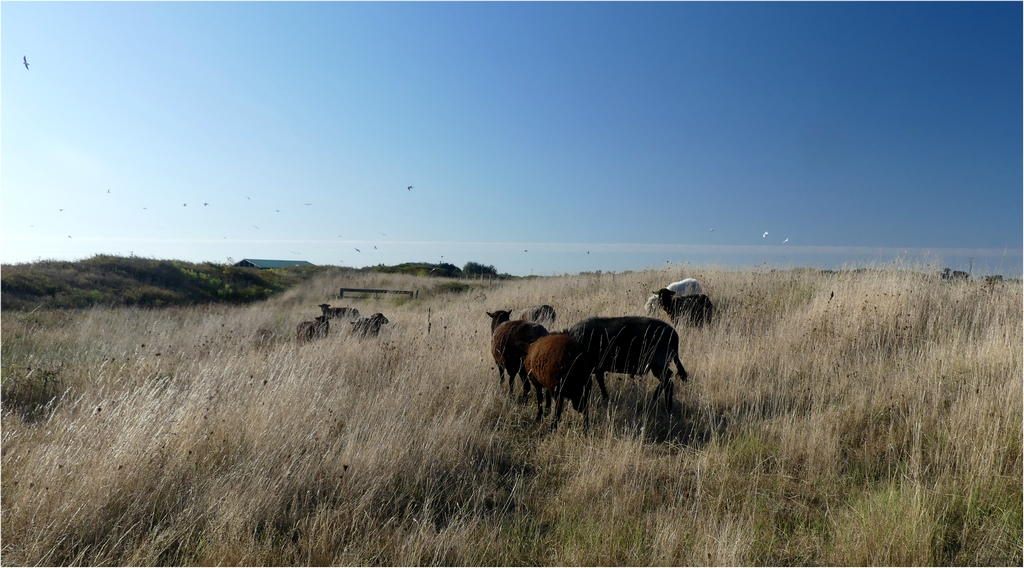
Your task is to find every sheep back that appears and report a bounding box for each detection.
[512,304,557,324]
[524,334,595,413]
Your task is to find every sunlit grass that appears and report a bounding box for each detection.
[2,266,1020,565]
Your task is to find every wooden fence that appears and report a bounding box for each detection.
[339,288,418,299]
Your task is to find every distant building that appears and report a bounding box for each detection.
[234,259,315,269]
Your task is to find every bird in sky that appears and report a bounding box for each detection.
[23,56,29,70]
[762,232,768,238]
[587,251,590,254]
[354,248,361,253]
[183,203,187,207]
[524,249,528,253]
[276,210,280,213]
[68,235,72,238]
[143,207,147,210]
[246,196,250,200]
[252,225,259,230]
[304,203,312,206]
[204,203,208,206]
[59,209,63,212]
[373,245,377,249]
[107,189,110,194]
[782,238,789,244]
[710,229,714,232]
[407,186,413,191]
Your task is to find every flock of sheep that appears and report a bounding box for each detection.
[489,278,714,429]
[295,277,715,430]
[295,304,390,341]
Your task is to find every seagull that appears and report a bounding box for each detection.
[23,56,29,70]
[762,232,768,238]
[143,207,147,210]
[246,196,250,200]
[68,235,72,238]
[304,203,312,206]
[407,186,413,191]
[183,203,187,207]
[107,189,110,194]
[276,210,280,213]
[710,229,714,232]
[252,225,259,230]
[524,249,528,253]
[59,209,64,212]
[373,245,377,249]
[782,238,789,244]
[204,203,208,206]
[354,248,361,253]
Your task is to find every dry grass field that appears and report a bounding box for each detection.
[2,266,1021,565]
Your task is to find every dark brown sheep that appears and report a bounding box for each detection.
[296,315,330,342]
[351,313,389,337]
[567,316,688,410]
[524,334,597,430]
[655,288,715,326]
[487,310,548,397]
[512,304,557,324]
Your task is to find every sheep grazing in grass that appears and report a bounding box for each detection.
[646,278,703,315]
[487,310,548,397]
[351,313,389,338]
[320,303,360,320]
[567,316,688,411]
[524,334,597,430]
[512,304,557,325]
[655,288,715,327]
[296,315,330,342]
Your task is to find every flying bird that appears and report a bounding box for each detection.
[373,245,377,249]
[710,229,714,232]
[524,249,528,253]
[252,225,259,230]
[354,248,361,253]
[204,203,208,206]
[246,196,250,200]
[183,203,187,207]
[782,238,789,244]
[59,209,63,212]
[107,189,110,194]
[143,207,147,210]
[68,235,72,238]
[407,186,413,191]
[304,203,312,206]
[23,56,29,70]
[762,232,768,238]
[276,210,280,213]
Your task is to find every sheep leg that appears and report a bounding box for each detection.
[552,395,565,431]
[594,371,609,401]
[517,367,532,396]
[497,365,506,386]
[532,378,545,422]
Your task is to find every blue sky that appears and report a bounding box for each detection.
[3,2,1021,276]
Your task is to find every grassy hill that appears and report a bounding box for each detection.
[1,266,1019,565]
[0,256,508,311]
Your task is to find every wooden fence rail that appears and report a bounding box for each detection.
[339,288,418,299]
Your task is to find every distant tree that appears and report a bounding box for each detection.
[463,261,497,276]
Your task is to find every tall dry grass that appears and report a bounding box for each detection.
[2,266,1020,565]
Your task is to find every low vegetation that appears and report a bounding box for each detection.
[0,256,507,311]
[1,266,1020,565]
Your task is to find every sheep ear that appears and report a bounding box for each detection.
[486,311,494,317]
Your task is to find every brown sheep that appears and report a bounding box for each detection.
[655,288,714,326]
[296,315,330,342]
[487,310,548,397]
[524,334,597,430]
[351,313,389,337]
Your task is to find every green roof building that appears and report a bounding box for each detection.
[234,259,315,269]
